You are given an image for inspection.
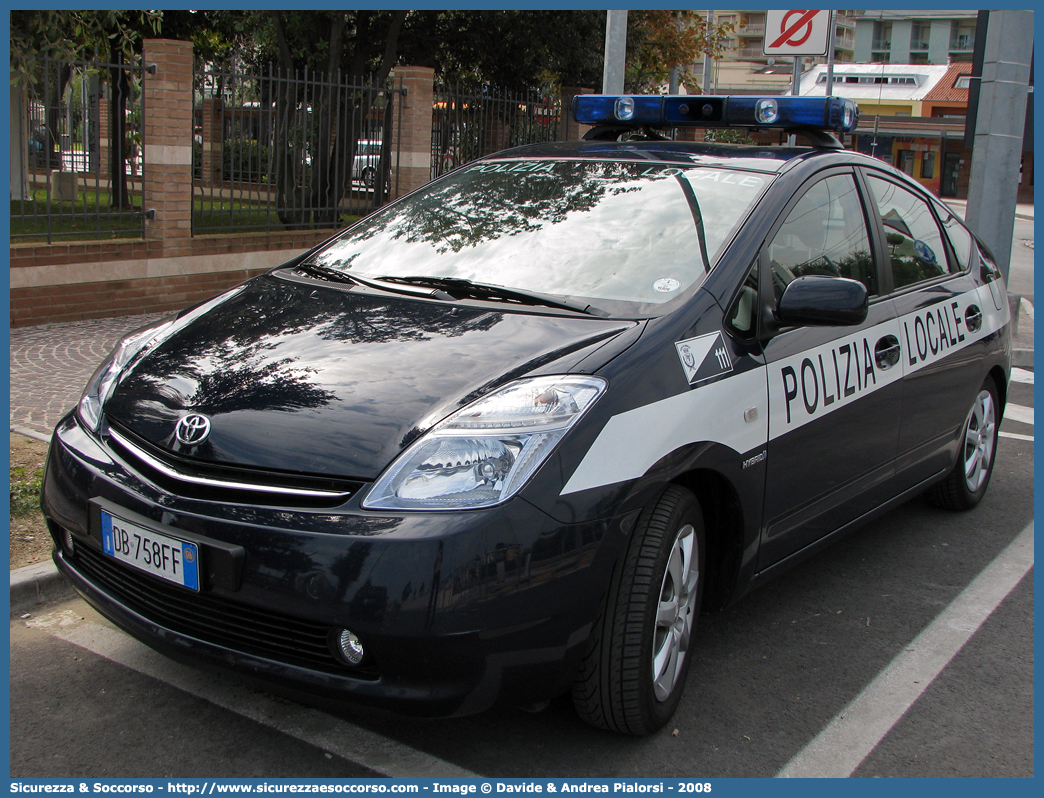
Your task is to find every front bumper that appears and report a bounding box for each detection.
[42,412,634,717]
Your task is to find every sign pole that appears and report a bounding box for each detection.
[789,57,801,146]
[763,10,831,146]
[825,10,835,97]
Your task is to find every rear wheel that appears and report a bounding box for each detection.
[926,376,1000,510]
[572,485,705,734]
[361,166,376,188]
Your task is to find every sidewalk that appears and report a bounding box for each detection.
[10,312,166,441]
[942,197,1035,222]
[8,281,1036,610]
[10,312,167,611]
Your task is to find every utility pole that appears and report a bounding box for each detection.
[603,11,628,94]
[964,10,1033,282]
[702,11,715,93]
[669,11,682,94]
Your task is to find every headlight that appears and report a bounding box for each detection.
[363,375,607,510]
[77,317,175,432]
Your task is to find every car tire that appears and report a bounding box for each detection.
[572,484,705,734]
[361,167,376,188]
[925,376,1000,510]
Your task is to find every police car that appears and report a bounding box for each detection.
[42,95,1010,735]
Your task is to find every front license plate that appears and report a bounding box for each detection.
[100,510,200,591]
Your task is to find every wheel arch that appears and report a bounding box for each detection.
[988,364,1008,414]
[670,468,747,611]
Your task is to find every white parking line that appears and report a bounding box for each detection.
[1004,403,1034,425]
[54,622,478,779]
[1010,368,1034,385]
[1000,431,1034,442]
[777,521,1034,778]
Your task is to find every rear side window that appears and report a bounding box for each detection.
[936,203,974,271]
[867,175,953,289]
[767,173,877,303]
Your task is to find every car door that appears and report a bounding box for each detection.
[757,169,903,568]
[861,172,997,491]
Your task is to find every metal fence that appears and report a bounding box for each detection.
[431,85,561,180]
[193,64,400,235]
[11,55,147,243]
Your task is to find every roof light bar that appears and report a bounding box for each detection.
[572,95,860,133]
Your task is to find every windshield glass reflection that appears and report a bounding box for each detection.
[312,160,770,307]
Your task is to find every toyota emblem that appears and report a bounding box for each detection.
[175,414,212,445]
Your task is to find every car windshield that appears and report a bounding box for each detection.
[310,159,772,315]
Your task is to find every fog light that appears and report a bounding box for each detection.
[62,528,75,555]
[335,629,365,665]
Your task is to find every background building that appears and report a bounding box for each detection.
[850,10,978,64]
[686,10,979,94]
[797,61,968,196]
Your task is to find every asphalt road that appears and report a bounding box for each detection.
[11,374,1033,778]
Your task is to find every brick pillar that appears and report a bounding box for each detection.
[560,87,595,141]
[389,66,434,198]
[484,120,509,154]
[142,39,193,252]
[200,98,223,187]
[97,97,110,183]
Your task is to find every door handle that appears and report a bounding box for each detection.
[875,335,901,370]
[965,305,983,333]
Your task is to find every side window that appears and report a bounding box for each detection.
[867,175,953,289]
[767,173,877,305]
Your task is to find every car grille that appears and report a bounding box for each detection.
[105,420,365,509]
[73,542,378,679]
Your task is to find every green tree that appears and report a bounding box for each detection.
[398,10,605,91]
[625,11,734,94]
[10,10,160,87]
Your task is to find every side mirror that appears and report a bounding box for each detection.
[776,275,868,327]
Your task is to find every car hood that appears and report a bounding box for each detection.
[106,273,637,480]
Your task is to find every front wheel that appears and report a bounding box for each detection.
[361,166,376,188]
[572,485,705,734]
[926,376,1000,510]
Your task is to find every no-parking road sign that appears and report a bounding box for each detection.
[763,10,831,56]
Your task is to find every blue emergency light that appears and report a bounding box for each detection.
[572,95,860,134]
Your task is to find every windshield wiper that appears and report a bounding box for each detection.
[296,262,454,300]
[380,276,610,317]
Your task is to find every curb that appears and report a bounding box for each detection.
[10,559,76,613]
[11,426,52,444]
[1013,348,1034,368]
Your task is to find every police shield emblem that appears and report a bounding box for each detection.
[675,332,733,385]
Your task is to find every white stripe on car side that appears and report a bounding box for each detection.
[561,286,1010,496]
[560,366,768,496]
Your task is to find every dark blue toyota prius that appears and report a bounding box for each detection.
[42,95,1011,734]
